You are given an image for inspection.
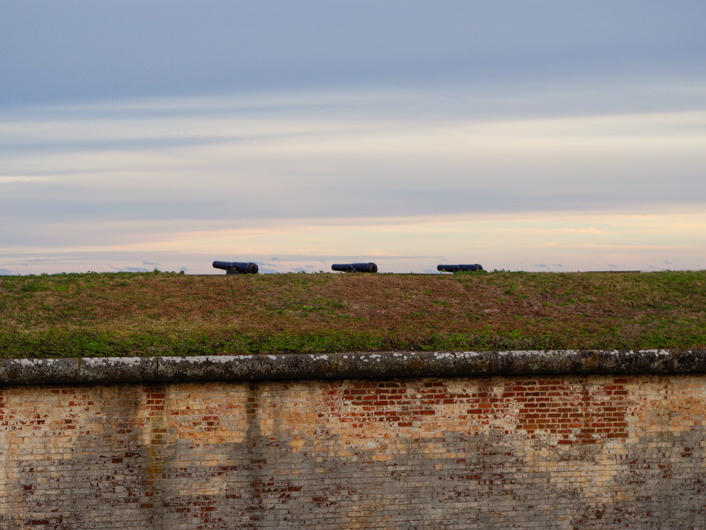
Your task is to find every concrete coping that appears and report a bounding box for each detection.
[1,349,706,385]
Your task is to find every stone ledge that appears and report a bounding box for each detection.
[1,349,705,385]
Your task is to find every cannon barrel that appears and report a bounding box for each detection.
[437,264,483,273]
[331,262,378,273]
[212,261,259,274]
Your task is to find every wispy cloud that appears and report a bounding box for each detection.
[2,209,704,274]
[3,92,705,225]
[1,2,705,275]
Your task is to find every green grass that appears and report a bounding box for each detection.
[0,270,704,358]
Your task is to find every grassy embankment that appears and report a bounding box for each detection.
[0,270,704,358]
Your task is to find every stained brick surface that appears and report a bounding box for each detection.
[1,375,705,528]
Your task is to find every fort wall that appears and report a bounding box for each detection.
[1,350,705,529]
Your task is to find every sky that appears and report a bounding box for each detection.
[1,1,705,275]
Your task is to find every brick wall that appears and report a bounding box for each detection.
[1,374,705,528]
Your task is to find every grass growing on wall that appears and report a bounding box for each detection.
[0,270,705,358]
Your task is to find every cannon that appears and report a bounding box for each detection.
[212,261,259,274]
[437,264,483,273]
[331,262,378,273]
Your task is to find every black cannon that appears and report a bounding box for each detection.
[437,264,483,273]
[331,262,378,273]
[212,261,259,274]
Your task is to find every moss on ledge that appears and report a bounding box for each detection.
[2,349,705,385]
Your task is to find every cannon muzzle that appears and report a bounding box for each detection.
[212,261,259,274]
[437,264,483,273]
[331,262,378,273]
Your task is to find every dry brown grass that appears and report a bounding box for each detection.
[1,270,704,357]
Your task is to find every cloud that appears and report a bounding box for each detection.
[110,266,150,273]
[2,92,705,238]
[1,2,705,275]
[1,209,704,275]
[2,1,705,106]
[142,261,161,270]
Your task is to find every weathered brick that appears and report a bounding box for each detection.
[1,375,705,527]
